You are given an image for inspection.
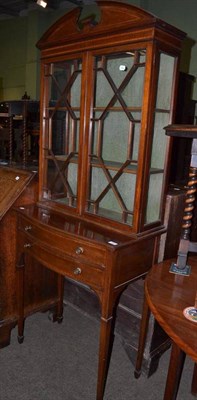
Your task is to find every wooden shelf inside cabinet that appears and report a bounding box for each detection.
[89,160,164,175]
[47,106,142,114]
[46,154,79,162]
[47,106,80,111]
[45,155,163,174]
[15,2,186,400]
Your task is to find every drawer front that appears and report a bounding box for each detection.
[21,237,105,290]
[18,215,107,266]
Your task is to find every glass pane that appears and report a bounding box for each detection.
[86,50,146,225]
[156,53,175,109]
[145,53,176,224]
[42,59,82,208]
[146,173,163,223]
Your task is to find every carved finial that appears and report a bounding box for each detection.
[77,2,101,31]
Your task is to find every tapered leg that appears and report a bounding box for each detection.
[191,363,197,396]
[57,274,64,323]
[134,293,150,378]
[96,315,115,400]
[16,253,25,343]
[163,342,186,400]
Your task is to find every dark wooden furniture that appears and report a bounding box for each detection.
[165,125,197,275]
[0,166,57,348]
[15,2,186,399]
[170,72,196,187]
[0,100,39,164]
[135,257,197,399]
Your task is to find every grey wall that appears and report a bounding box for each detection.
[0,1,196,100]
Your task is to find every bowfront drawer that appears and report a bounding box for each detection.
[21,238,105,290]
[18,215,107,267]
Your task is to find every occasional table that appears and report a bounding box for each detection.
[135,256,197,399]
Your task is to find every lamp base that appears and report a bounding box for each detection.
[169,263,191,276]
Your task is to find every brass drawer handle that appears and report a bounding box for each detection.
[73,267,82,275]
[25,225,32,231]
[75,246,84,255]
[24,243,32,248]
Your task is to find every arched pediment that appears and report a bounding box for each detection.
[37,1,161,51]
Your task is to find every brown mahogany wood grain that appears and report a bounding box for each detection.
[136,256,197,399]
[145,258,197,362]
[36,1,185,236]
[0,167,58,348]
[19,2,186,400]
[16,204,158,400]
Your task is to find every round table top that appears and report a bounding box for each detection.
[145,256,197,362]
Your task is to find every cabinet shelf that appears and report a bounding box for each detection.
[46,154,163,175]
[43,106,170,117]
[46,106,142,113]
[47,106,80,112]
[92,107,142,112]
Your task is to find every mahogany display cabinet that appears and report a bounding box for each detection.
[15,2,186,399]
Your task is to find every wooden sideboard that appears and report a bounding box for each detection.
[16,203,159,400]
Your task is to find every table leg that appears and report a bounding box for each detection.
[191,363,197,396]
[134,292,150,378]
[163,341,186,400]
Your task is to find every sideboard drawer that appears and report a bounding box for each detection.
[22,239,105,290]
[18,215,107,267]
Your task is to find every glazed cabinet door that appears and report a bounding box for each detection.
[39,45,178,234]
[40,57,83,211]
[85,48,146,227]
[84,47,178,233]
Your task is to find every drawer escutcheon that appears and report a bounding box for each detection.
[24,225,32,231]
[24,243,32,248]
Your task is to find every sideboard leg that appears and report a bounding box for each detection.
[57,274,64,323]
[16,253,25,343]
[135,292,150,378]
[96,314,114,400]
